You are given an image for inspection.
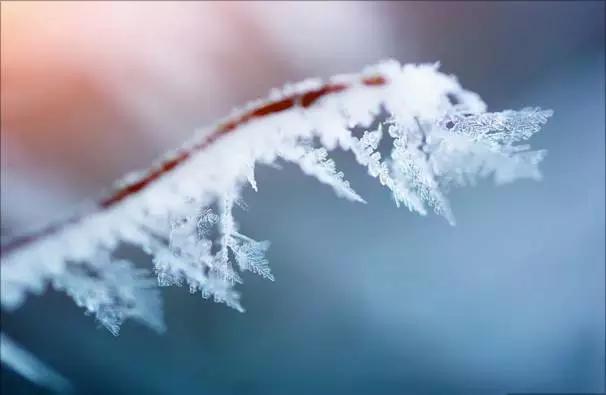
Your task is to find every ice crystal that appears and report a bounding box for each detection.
[231,233,273,281]
[280,142,365,203]
[52,251,165,335]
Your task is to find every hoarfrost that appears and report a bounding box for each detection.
[0,60,552,388]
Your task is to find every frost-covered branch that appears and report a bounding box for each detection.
[0,60,552,389]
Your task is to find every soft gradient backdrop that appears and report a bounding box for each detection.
[1,2,604,394]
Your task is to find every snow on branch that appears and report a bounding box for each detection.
[0,60,551,388]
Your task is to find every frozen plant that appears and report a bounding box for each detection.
[0,60,552,389]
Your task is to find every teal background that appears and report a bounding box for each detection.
[1,2,604,394]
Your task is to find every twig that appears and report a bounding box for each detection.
[0,76,386,258]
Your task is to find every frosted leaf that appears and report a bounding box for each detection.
[231,233,273,281]
[152,204,239,307]
[440,107,553,148]
[52,251,165,335]
[351,127,394,185]
[429,109,552,188]
[389,120,455,223]
[280,142,366,203]
[153,237,212,289]
[201,271,244,313]
[350,126,428,215]
[151,192,271,311]
[348,106,552,225]
[384,108,552,223]
[216,193,273,284]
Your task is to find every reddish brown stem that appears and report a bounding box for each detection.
[1,75,387,258]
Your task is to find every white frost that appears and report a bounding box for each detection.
[0,60,551,389]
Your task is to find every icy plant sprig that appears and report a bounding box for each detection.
[0,61,552,389]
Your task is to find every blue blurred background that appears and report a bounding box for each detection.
[1,1,604,394]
